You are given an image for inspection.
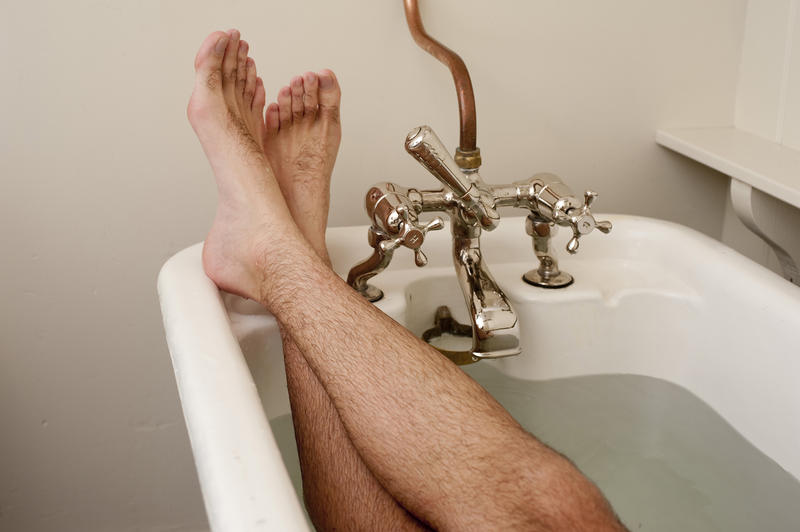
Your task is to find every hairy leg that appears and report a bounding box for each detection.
[263,69,424,530]
[190,31,624,532]
[189,31,421,530]
[247,246,625,531]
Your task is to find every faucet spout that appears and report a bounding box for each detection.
[452,223,521,360]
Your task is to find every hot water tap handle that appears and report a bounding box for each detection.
[562,190,612,254]
[362,184,444,266]
[378,206,444,267]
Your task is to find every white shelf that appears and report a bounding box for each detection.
[656,127,800,210]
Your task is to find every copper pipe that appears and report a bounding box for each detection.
[404,0,480,167]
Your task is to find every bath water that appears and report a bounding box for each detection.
[270,365,800,531]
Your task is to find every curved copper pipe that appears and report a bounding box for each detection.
[404,0,477,155]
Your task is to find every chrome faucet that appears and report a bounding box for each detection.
[347,126,612,364]
[346,0,611,364]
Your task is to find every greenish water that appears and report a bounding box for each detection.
[270,366,800,531]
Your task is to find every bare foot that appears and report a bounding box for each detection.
[263,70,342,260]
[187,30,297,300]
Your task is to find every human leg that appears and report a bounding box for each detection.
[262,68,424,530]
[188,30,423,530]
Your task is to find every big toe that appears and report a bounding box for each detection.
[221,29,241,101]
[194,31,229,90]
[317,69,341,123]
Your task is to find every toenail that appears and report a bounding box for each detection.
[304,72,316,84]
[228,29,239,38]
[319,75,333,89]
[215,35,229,54]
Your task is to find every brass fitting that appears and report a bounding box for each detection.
[454,147,482,171]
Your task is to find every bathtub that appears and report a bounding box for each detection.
[157,215,800,531]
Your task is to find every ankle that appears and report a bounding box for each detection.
[307,236,331,267]
[252,230,322,307]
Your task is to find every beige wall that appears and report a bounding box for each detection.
[0,1,747,530]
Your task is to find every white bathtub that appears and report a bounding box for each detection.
[158,215,800,531]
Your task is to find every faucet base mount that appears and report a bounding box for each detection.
[422,306,479,365]
[358,284,384,303]
[522,269,574,289]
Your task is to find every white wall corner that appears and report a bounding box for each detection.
[734,0,794,140]
[780,1,800,149]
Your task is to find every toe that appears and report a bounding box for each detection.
[302,72,319,117]
[236,40,249,98]
[290,76,304,122]
[221,29,240,100]
[243,58,257,108]
[252,78,266,141]
[265,103,280,134]
[277,86,292,129]
[317,69,341,123]
[193,31,228,91]
[253,76,266,113]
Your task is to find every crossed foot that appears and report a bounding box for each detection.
[187,29,341,298]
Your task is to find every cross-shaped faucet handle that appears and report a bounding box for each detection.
[379,208,444,267]
[563,190,612,254]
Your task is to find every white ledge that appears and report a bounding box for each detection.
[656,127,800,210]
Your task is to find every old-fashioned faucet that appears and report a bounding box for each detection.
[346,0,611,364]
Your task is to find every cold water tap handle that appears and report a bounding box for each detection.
[562,190,612,254]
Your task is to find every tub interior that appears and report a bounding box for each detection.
[217,216,800,531]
